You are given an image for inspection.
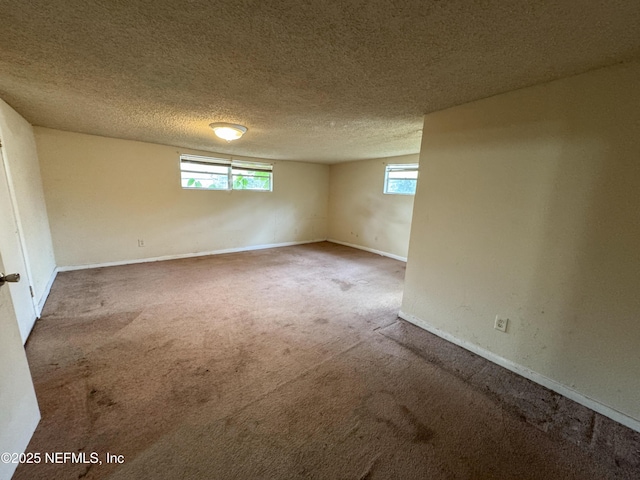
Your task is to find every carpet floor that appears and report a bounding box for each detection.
[15,242,631,479]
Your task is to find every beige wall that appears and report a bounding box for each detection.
[0,250,40,479]
[328,155,417,260]
[402,60,640,426]
[35,129,329,267]
[0,99,56,309]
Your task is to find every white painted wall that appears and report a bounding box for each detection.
[0,100,56,307]
[401,60,640,428]
[0,98,57,339]
[0,250,40,480]
[328,155,417,260]
[35,128,329,268]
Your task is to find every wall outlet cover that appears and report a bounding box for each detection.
[494,316,508,332]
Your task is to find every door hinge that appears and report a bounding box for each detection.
[29,285,35,297]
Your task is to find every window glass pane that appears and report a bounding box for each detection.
[232,169,272,191]
[386,179,417,194]
[180,155,230,190]
[181,171,229,189]
[384,163,418,195]
[180,154,272,191]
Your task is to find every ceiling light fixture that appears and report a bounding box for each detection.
[209,122,247,142]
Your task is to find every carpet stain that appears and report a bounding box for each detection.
[314,318,329,325]
[193,366,211,377]
[358,453,381,480]
[362,391,435,446]
[331,278,353,291]
[91,390,116,408]
[399,405,435,444]
[77,464,92,479]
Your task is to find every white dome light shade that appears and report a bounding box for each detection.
[209,122,247,141]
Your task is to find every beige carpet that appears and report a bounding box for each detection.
[16,242,628,479]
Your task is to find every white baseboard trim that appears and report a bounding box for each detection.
[36,266,58,316]
[57,239,327,272]
[327,239,407,262]
[398,310,640,434]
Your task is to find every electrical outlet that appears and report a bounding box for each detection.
[138,239,145,247]
[494,316,508,332]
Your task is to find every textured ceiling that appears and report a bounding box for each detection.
[1,1,639,163]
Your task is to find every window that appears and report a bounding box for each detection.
[180,154,273,191]
[384,163,418,195]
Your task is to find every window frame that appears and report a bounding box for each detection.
[180,154,273,192]
[383,163,418,195]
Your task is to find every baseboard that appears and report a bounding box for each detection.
[398,310,640,434]
[327,239,407,262]
[57,239,327,272]
[35,266,58,316]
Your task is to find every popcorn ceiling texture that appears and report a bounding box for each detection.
[0,0,639,162]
